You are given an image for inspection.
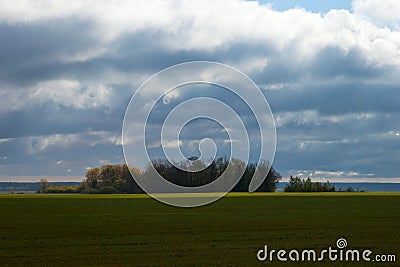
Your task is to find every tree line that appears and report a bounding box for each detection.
[38,157,282,193]
[37,159,342,194]
[283,176,335,192]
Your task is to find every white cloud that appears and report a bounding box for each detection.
[289,169,400,183]
[293,169,374,179]
[88,131,122,146]
[31,80,113,109]
[0,80,114,113]
[27,133,78,154]
[162,90,180,105]
[388,130,400,137]
[275,110,322,127]
[0,138,14,144]
[0,1,83,24]
[275,110,379,128]
[353,0,400,29]
[234,56,269,74]
[163,140,183,148]
[1,0,399,71]
[25,131,121,154]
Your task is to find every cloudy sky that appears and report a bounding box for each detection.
[0,0,399,182]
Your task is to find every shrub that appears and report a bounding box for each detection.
[98,186,117,194]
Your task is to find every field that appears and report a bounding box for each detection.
[0,193,399,266]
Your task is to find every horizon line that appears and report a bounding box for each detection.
[1,176,400,183]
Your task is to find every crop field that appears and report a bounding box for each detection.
[0,193,399,266]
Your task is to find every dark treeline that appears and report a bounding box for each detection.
[149,157,281,192]
[43,157,281,194]
[284,176,335,192]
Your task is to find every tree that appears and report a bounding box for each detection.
[284,176,335,192]
[254,160,282,192]
[37,178,49,193]
[323,180,335,192]
[284,176,302,192]
[346,186,354,192]
[304,177,312,192]
[83,167,100,189]
[80,164,143,194]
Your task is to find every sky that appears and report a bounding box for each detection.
[259,0,352,13]
[0,0,399,182]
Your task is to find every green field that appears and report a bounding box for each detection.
[0,193,399,266]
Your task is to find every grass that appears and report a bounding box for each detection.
[0,193,399,266]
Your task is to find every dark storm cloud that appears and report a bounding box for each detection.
[264,82,400,115]
[275,130,400,178]
[0,102,124,139]
[252,47,391,87]
[0,137,124,176]
[82,30,277,77]
[109,31,213,71]
[310,46,386,79]
[0,19,98,86]
[272,109,400,178]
